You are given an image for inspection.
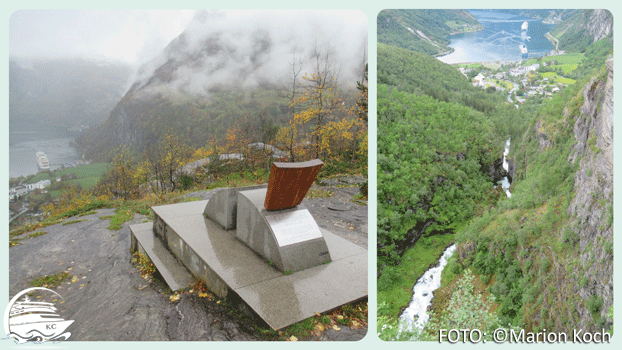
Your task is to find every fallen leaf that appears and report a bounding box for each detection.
[198,292,208,298]
[315,323,325,332]
[332,325,341,331]
[289,335,298,341]
[71,276,79,283]
[169,294,180,302]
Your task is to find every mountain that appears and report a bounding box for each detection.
[493,9,580,23]
[377,8,614,339]
[76,10,367,161]
[550,9,613,52]
[377,9,481,56]
[9,58,133,131]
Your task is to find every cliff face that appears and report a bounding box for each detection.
[584,9,614,43]
[567,59,613,330]
[551,9,613,52]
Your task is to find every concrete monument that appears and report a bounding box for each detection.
[129,158,367,330]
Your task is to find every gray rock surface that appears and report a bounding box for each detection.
[9,175,368,341]
[567,59,613,331]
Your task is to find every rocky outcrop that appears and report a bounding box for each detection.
[585,9,613,43]
[567,58,613,332]
[552,9,613,49]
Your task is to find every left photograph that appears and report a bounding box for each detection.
[8,9,368,341]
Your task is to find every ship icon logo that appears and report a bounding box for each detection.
[3,287,74,344]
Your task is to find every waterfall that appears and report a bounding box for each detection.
[397,244,457,338]
[500,138,512,198]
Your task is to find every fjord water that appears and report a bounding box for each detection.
[9,119,80,178]
[438,10,555,64]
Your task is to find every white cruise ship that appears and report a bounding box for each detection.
[36,151,50,171]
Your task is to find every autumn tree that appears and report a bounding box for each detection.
[356,63,368,123]
[94,146,145,199]
[275,48,367,171]
[144,132,193,194]
[296,49,343,159]
[276,50,306,162]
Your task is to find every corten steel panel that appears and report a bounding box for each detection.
[264,159,323,210]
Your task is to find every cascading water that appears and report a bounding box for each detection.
[395,139,512,339]
[500,138,512,198]
[397,244,456,338]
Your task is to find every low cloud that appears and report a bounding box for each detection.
[130,10,368,96]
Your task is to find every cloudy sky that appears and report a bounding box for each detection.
[9,10,197,66]
[9,9,368,71]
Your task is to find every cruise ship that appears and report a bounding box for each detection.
[8,295,73,342]
[519,44,529,59]
[36,151,50,171]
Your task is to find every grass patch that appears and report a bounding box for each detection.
[351,193,367,205]
[26,163,111,183]
[306,188,333,198]
[557,77,576,84]
[62,219,88,226]
[523,53,585,66]
[103,192,199,230]
[132,252,156,279]
[262,300,368,340]
[78,210,98,217]
[30,272,71,289]
[27,231,48,238]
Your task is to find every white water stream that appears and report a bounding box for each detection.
[396,139,512,338]
[500,138,512,198]
[397,139,512,338]
[397,244,456,337]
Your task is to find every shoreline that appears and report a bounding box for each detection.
[436,26,484,58]
[448,26,484,37]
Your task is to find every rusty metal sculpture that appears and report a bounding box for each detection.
[264,159,324,210]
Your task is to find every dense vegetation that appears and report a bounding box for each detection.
[377,9,613,341]
[550,10,613,54]
[377,86,499,265]
[438,62,612,335]
[378,10,481,56]
[377,45,525,270]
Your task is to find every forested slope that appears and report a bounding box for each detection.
[437,58,613,335]
[377,9,613,340]
[377,10,481,56]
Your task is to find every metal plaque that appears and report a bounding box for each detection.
[265,209,323,247]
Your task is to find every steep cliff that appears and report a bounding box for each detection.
[551,9,613,52]
[567,59,613,330]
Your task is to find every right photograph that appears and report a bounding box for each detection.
[377,9,613,342]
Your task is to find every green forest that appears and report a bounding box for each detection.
[377,10,481,56]
[377,9,613,341]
